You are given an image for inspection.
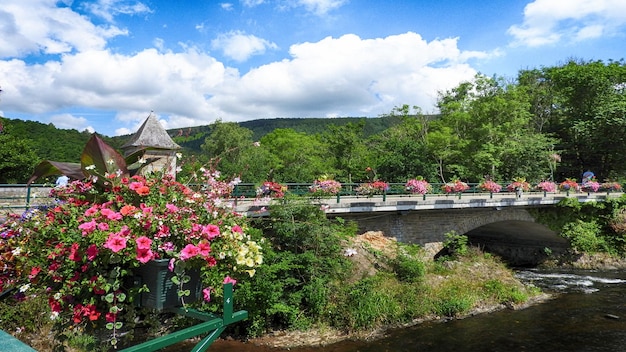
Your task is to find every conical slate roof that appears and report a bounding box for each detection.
[121,112,181,153]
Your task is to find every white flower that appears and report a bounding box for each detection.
[253,141,261,147]
[176,166,182,173]
[176,152,182,159]
[19,283,30,292]
[50,312,59,320]
[344,248,358,257]
[11,247,21,256]
[138,157,147,164]
[85,164,96,170]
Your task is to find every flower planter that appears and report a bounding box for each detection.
[135,259,202,311]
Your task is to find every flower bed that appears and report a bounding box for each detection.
[536,181,557,193]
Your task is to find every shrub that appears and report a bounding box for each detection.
[442,231,469,258]
[393,254,425,283]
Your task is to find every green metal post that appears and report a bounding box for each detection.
[25,185,32,210]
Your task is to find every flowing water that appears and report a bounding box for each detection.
[203,269,626,352]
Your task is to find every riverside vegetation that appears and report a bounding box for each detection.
[7,194,620,351]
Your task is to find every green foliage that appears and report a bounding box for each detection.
[392,253,426,283]
[483,279,528,304]
[561,220,609,253]
[0,134,39,183]
[237,197,355,336]
[0,291,49,334]
[338,274,402,329]
[442,231,469,258]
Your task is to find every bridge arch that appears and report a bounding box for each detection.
[335,207,569,266]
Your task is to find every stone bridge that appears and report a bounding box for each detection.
[317,192,621,266]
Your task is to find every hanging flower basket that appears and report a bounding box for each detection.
[405,178,432,195]
[442,180,469,194]
[477,180,502,193]
[536,181,557,193]
[135,259,202,311]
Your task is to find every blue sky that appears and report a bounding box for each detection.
[1,0,625,137]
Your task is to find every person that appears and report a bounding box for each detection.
[55,175,69,187]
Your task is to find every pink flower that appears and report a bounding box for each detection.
[168,258,175,272]
[86,244,98,261]
[84,205,99,217]
[231,225,243,233]
[135,236,152,250]
[101,208,122,221]
[223,276,237,286]
[179,244,200,260]
[202,287,211,302]
[165,203,179,213]
[78,219,97,235]
[104,233,127,253]
[69,243,81,262]
[140,203,153,214]
[202,224,220,240]
[197,241,211,257]
[136,248,154,263]
[97,222,109,231]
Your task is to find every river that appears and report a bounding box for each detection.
[204,268,626,352]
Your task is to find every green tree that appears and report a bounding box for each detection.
[539,59,626,180]
[260,128,330,182]
[430,74,555,182]
[322,120,369,182]
[0,134,39,183]
[200,120,272,182]
[369,105,436,182]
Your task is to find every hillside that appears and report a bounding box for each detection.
[0,115,404,161]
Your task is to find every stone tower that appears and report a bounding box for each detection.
[121,112,181,177]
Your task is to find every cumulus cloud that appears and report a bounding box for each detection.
[211,31,278,62]
[210,33,482,118]
[508,0,626,47]
[0,0,128,58]
[0,31,486,136]
[49,113,95,133]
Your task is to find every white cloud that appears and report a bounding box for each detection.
[1,31,485,136]
[0,0,128,58]
[295,0,347,16]
[241,0,265,7]
[211,31,278,62]
[82,0,153,23]
[49,113,95,133]
[508,0,626,47]
[210,32,481,117]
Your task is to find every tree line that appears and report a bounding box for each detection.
[1,58,625,185]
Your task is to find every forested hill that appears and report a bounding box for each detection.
[111,116,406,152]
[0,115,404,161]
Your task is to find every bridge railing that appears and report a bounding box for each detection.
[2,182,622,216]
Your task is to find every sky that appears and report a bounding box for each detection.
[0,0,625,137]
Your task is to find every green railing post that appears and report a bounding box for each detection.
[336,193,340,204]
[25,185,32,210]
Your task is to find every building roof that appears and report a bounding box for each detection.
[121,112,181,153]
